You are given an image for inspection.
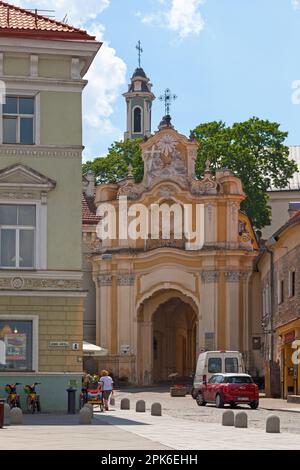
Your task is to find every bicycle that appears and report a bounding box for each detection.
[5,383,21,408]
[24,383,41,413]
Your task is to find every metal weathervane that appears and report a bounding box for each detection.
[159,88,177,116]
[136,40,143,68]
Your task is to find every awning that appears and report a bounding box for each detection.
[83,341,108,357]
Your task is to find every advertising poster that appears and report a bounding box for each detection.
[4,333,27,361]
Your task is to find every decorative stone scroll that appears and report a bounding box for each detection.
[190,173,218,196]
[200,271,219,283]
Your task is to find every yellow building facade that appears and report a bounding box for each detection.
[89,117,260,384]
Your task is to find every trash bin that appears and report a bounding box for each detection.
[66,387,77,414]
[0,399,5,429]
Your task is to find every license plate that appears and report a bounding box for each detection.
[237,397,249,401]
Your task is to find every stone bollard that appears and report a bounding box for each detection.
[79,407,92,425]
[266,415,280,434]
[83,404,93,416]
[222,410,234,426]
[151,403,162,416]
[136,400,146,412]
[120,398,130,410]
[4,404,10,426]
[234,412,248,428]
[10,407,23,425]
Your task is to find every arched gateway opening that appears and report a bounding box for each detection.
[137,289,198,384]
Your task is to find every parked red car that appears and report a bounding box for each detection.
[196,373,259,409]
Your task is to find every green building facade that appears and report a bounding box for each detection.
[0,3,100,411]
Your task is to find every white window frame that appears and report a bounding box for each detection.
[132,105,143,134]
[0,314,39,373]
[0,91,40,145]
[0,200,46,270]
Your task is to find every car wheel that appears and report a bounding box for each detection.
[215,394,224,408]
[250,401,259,410]
[196,392,207,406]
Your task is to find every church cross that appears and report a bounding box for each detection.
[159,88,177,116]
[136,40,143,68]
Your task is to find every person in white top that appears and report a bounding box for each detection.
[99,370,114,411]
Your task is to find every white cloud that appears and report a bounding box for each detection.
[138,0,205,39]
[292,0,300,10]
[16,1,127,158]
[83,23,127,128]
[14,0,110,25]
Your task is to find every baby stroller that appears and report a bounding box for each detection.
[80,380,105,412]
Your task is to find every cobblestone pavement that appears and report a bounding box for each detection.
[113,387,300,435]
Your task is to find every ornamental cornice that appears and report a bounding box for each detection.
[0,276,83,290]
[200,271,219,283]
[97,273,112,286]
[224,271,245,282]
[0,145,83,159]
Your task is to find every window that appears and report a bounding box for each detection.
[280,280,284,304]
[0,320,33,371]
[208,357,222,373]
[3,96,34,144]
[278,278,284,304]
[133,107,142,133]
[224,376,253,384]
[0,204,36,268]
[225,357,239,373]
[289,269,296,298]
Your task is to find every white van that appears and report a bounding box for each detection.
[192,351,244,400]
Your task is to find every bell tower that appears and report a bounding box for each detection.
[123,41,155,140]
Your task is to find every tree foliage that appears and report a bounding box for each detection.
[192,117,297,230]
[82,138,144,184]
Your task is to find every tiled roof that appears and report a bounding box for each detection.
[0,1,95,40]
[82,192,100,225]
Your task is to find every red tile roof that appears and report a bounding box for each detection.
[0,1,95,40]
[82,192,100,225]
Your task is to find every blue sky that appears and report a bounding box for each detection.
[17,0,300,159]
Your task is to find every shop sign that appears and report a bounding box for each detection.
[284,331,295,344]
[49,341,70,348]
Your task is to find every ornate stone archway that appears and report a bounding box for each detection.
[137,288,199,385]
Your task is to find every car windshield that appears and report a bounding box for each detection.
[224,376,253,384]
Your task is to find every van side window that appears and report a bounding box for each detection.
[225,357,238,373]
[208,358,222,373]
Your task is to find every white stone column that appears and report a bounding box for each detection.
[226,201,239,249]
[200,271,219,350]
[204,202,217,247]
[225,271,240,350]
[96,273,112,350]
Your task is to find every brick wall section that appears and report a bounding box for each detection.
[0,296,84,373]
[274,245,300,328]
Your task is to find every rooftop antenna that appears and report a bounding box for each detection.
[136,40,143,68]
[62,14,68,23]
